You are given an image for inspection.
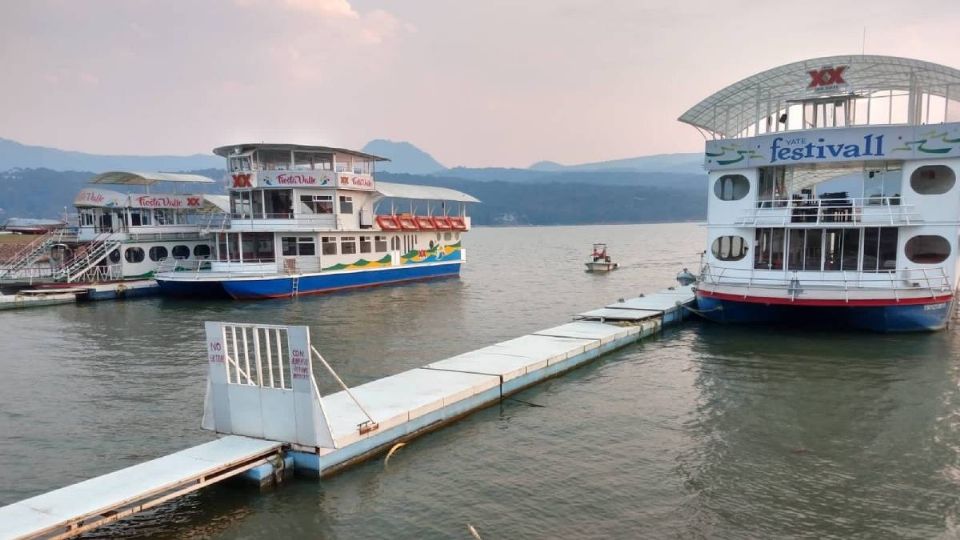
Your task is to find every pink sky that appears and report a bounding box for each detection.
[2,0,960,167]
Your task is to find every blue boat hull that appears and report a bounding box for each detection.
[695,292,953,333]
[158,262,461,300]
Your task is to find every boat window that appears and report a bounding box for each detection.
[341,236,357,255]
[124,247,145,263]
[444,232,452,241]
[229,156,252,172]
[840,229,859,270]
[758,167,788,207]
[321,236,337,255]
[264,189,293,218]
[291,152,333,171]
[256,149,291,170]
[297,237,315,256]
[300,194,333,214]
[754,228,785,270]
[863,168,901,204]
[359,236,372,253]
[339,196,354,214]
[148,246,168,262]
[711,236,747,261]
[231,191,253,218]
[251,190,265,219]
[154,209,175,225]
[171,245,190,259]
[910,165,956,195]
[713,175,749,201]
[130,210,152,227]
[375,235,388,252]
[905,235,950,264]
[862,227,898,272]
[391,236,400,251]
[108,249,121,263]
[240,232,276,261]
[194,245,211,258]
[787,229,823,271]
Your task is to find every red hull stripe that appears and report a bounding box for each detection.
[697,289,953,307]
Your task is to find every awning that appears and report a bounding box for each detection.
[202,195,230,213]
[375,181,480,203]
[90,171,217,185]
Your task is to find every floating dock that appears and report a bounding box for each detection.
[0,280,159,311]
[0,285,695,538]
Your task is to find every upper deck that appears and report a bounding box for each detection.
[680,55,960,146]
[218,143,387,192]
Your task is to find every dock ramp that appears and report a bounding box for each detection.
[0,435,283,540]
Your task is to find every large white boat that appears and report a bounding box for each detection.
[680,55,960,332]
[0,171,227,296]
[154,143,479,299]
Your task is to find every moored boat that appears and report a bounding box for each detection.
[680,55,960,332]
[0,171,226,291]
[154,143,479,299]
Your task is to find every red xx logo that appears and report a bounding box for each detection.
[808,66,847,88]
[186,196,201,206]
[231,173,252,188]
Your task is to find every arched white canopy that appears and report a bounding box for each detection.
[375,181,480,203]
[680,55,960,138]
[90,171,217,185]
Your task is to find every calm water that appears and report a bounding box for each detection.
[2,223,960,539]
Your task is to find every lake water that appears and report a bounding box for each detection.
[2,223,959,538]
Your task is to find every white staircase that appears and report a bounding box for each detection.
[54,234,121,283]
[0,230,62,280]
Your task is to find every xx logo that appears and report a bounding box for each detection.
[186,196,201,206]
[808,66,847,88]
[232,173,253,188]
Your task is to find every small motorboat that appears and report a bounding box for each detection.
[585,243,619,272]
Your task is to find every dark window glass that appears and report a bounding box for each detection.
[124,247,145,263]
[148,246,168,262]
[193,244,211,258]
[172,245,190,259]
[905,235,949,264]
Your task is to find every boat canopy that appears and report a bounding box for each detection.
[375,182,480,203]
[90,171,217,185]
[73,188,228,212]
[680,55,960,139]
[213,143,389,162]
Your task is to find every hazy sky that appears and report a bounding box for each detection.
[3,0,960,167]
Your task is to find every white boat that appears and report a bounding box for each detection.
[154,143,479,299]
[585,243,619,272]
[681,55,960,332]
[0,171,227,294]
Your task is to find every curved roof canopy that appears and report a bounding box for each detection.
[376,181,480,203]
[91,171,216,185]
[679,55,960,138]
[213,143,389,162]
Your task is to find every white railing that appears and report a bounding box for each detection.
[737,197,922,227]
[156,257,334,279]
[700,263,952,297]
[220,323,292,389]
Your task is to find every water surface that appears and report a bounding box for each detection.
[1,223,958,538]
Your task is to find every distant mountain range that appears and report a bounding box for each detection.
[0,137,222,173]
[0,136,706,225]
[0,136,702,177]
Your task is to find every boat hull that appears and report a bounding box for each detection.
[157,261,461,300]
[695,290,953,332]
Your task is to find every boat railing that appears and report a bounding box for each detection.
[700,264,952,297]
[736,197,923,227]
[126,231,208,242]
